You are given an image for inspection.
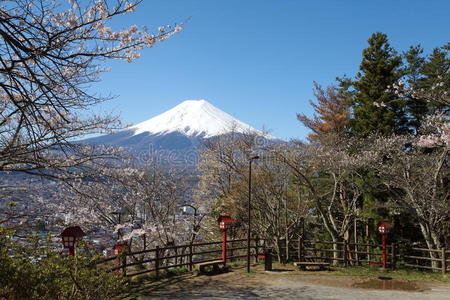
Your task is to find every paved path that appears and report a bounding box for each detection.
[136,271,450,300]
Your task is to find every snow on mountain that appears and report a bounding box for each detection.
[129,99,266,138]
[83,100,278,167]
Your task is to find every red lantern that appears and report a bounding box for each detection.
[60,226,85,256]
[217,216,234,230]
[377,221,392,269]
[113,242,127,256]
[113,242,128,276]
[377,221,392,234]
[217,216,234,265]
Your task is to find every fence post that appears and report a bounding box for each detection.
[354,218,359,265]
[155,246,160,280]
[355,243,360,266]
[122,252,127,277]
[298,236,303,262]
[442,248,447,274]
[343,240,348,267]
[391,243,396,270]
[255,237,259,262]
[189,244,193,272]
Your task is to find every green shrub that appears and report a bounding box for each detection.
[166,266,189,276]
[0,229,124,300]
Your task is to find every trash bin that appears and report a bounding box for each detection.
[264,248,272,271]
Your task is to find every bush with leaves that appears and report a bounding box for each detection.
[0,228,124,300]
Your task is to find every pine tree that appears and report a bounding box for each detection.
[403,45,428,131]
[347,32,407,136]
[417,44,449,112]
[402,44,449,132]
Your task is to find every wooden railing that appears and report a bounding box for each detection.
[402,247,450,273]
[96,238,450,277]
[97,238,253,278]
[274,239,450,274]
[276,239,392,267]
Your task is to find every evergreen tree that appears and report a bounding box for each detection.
[403,45,427,131]
[417,44,449,112]
[402,43,449,132]
[404,45,426,83]
[347,32,407,136]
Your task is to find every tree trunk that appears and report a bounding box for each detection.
[343,226,353,266]
[275,237,282,263]
[331,236,340,266]
[419,222,440,270]
[285,230,290,262]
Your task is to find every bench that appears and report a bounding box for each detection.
[194,260,225,273]
[293,261,330,271]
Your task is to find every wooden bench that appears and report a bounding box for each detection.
[194,260,225,273]
[293,261,330,271]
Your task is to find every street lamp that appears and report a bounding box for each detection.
[111,210,122,239]
[377,221,393,269]
[60,226,85,256]
[247,155,259,273]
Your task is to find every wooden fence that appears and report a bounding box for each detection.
[277,239,395,268]
[96,238,450,277]
[274,238,450,274]
[403,247,449,273]
[96,238,257,278]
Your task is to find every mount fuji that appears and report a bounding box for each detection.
[84,100,277,165]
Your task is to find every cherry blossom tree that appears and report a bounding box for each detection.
[52,161,201,252]
[0,177,47,228]
[275,140,373,263]
[366,113,449,267]
[196,131,310,262]
[0,0,181,179]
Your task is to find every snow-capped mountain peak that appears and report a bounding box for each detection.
[130,99,265,138]
[83,99,280,166]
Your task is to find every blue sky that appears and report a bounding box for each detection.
[93,0,449,140]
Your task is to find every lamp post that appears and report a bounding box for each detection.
[218,216,234,266]
[60,226,85,256]
[247,155,259,273]
[377,221,392,269]
[111,210,122,239]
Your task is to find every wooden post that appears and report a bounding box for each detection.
[442,248,447,274]
[300,218,304,262]
[299,236,304,262]
[122,253,127,277]
[155,246,160,280]
[143,234,147,251]
[354,218,359,265]
[189,244,193,272]
[381,234,387,269]
[174,246,178,266]
[391,243,396,270]
[255,237,259,263]
[263,238,266,259]
[366,220,370,266]
[222,229,227,264]
[229,239,234,262]
[343,240,348,267]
